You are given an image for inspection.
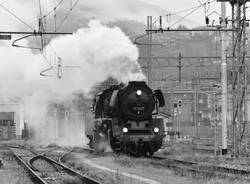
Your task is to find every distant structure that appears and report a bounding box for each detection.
[0,98,24,140]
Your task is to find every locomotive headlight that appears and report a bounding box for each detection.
[136,90,142,96]
[154,127,159,133]
[122,127,128,133]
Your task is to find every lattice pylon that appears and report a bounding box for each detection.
[231,1,248,156]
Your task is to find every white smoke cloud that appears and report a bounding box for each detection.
[0,1,145,147]
[24,20,145,146]
[0,2,145,147]
[45,20,145,94]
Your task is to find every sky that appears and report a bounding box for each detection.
[139,0,222,24]
[0,0,232,33]
[63,0,224,28]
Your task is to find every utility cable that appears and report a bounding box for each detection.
[0,3,35,31]
[56,0,80,31]
[149,0,216,29]
[166,0,215,17]
[37,0,59,77]
[43,0,64,19]
[134,3,206,45]
[54,9,57,32]
[168,0,215,27]
[169,6,201,28]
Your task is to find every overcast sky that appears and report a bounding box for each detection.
[72,0,224,27]
[0,0,237,33]
[140,0,221,24]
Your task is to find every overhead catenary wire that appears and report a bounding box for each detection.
[169,6,202,28]
[0,3,35,31]
[145,0,217,31]
[168,0,216,28]
[134,0,219,46]
[43,0,64,19]
[40,47,58,76]
[0,1,72,78]
[56,0,80,31]
[166,0,215,17]
[38,0,60,77]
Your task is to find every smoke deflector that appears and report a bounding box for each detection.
[154,89,165,107]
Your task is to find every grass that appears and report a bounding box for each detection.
[63,154,145,184]
[114,154,167,167]
[0,148,34,184]
[61,175,82,184]
[40,172,50,178]
[113,154,250,184]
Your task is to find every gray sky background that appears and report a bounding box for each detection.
[0,0,236,32]
[140,0,221,24]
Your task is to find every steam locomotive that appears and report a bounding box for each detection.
[85,81,165,156]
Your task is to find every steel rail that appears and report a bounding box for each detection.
[30,154,101,184]
[58,148,75,163]
[8,147,47,184]
[152,155,250,176]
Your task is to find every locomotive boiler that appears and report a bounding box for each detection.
[85,81,165,156]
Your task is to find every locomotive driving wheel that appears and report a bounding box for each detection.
[108,129,124,153]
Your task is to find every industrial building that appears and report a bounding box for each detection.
[0,101,24,140]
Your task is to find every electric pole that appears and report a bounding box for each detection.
[193,71,199,139]
[226,0,249,156]
[221,1,228,155]
[178,53,182,84]
[147,16,153,88]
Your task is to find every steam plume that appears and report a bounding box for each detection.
[1,18,145,146]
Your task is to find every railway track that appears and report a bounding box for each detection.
[152,155,250,180]
[44,145,250,182]
[7,145,101,184]
[62,147,250,179]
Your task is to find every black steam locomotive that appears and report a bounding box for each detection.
[85,81,165,156]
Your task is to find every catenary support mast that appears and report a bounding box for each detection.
[221,1,228,155]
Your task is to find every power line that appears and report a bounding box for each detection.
[169,6,202,28]
[43,0,64,19]
[0,2,72,78]
[166,0,216,16]
[56,0,80,31]
[0,3,35,31]
[133,1,210,44]
[38,0,81,79]
[147,0,217,30]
